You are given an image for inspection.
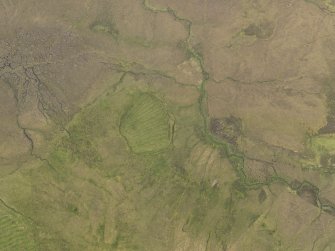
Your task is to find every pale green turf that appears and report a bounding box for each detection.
[120,93,172,153]
[311,134,335,153]
[0,209,35,251]
[324,0,335,11]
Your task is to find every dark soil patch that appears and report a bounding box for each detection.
[258,189,267,203]
[210,116,242,145]
[320,198,335,216]
[289,179,302,190]
[296,182,319,207]
[244,20,274,39]
[319,79,335,134]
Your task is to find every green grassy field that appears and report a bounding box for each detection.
[120,93,173,153]
[0,206,35,251]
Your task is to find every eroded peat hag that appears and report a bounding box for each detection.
[243,20,275,40]
[209,116,242,145]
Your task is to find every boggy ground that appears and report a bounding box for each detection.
[1,0,335,250]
